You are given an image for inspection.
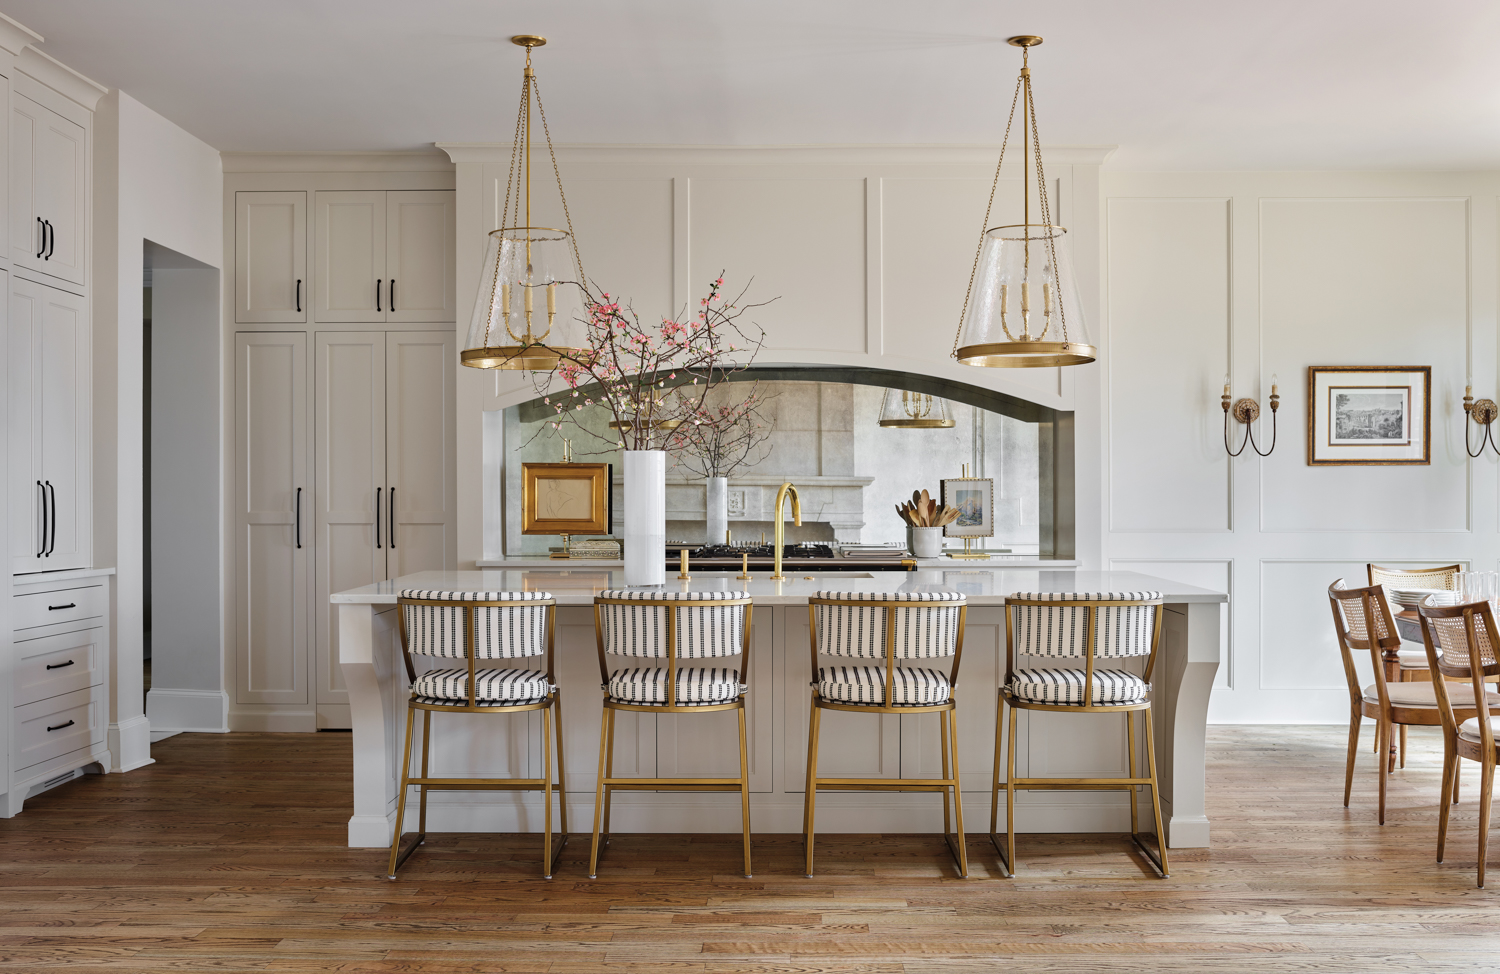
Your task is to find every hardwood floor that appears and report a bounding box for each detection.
[2,725,1499,972]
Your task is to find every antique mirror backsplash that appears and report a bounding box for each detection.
[500,367,1070,557]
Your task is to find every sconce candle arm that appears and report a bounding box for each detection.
[1464,394,1500,458]
[1223,390,1279,458]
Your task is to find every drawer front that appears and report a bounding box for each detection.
[14,627,100,706]
[13,582,106,631]
[14,687,100,771]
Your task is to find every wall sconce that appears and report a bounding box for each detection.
[1222,374,1279,456]
[1463,381,1499,457]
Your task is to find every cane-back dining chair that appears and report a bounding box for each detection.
[1369,564,1460,683]
[388,589,565,880]
[1328,579,1500,825]
[993,591,1168,879]
[803,591,969,878]
[590,590,755,879]
[1419,597,1500,887]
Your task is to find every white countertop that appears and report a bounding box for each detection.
[476,556,1078,569]
[332,568,1227,606]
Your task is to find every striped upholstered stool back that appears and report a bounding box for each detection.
[597,591,750,660]
[1004,592,1164,709]
[812,591,965,661]
[399,589,554,660]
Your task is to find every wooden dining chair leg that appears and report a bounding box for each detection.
[1376,719,1389,826]
[1343,707,1362,808]
[1437,741,1457,863]
[1479,755,1495,889]
[1399,724,1407,769]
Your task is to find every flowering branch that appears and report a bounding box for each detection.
[669,384,776,479]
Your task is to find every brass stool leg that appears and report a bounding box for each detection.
[803,698,822,878]
[542,698,555,879]
[553,691,570,857]
[418,710,431,838]
[1139,706,1170,878]
[989,690,1003,840]
[944,707,968,878]
[1127,710,1139,835]
[589,704,612,879]
[1004,703,1018,876]
[601,708,617,840]
[737,703,753,879]
[386,706,418,879]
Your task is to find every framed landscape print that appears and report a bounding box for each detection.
[521,462,611,535]
[940,476,994,538]
[1307,366,1430,465]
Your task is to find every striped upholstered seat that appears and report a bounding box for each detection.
[1005,591,1161,706]
[596,590,750,708]
[413,667,552,705]
[817,665,951,705]
[398,589,556,706]
[607,666,743,705]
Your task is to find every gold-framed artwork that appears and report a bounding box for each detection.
[1307,366,1431,466]
[940,476,995,538]
[521,462,611,535]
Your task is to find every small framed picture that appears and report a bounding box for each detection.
[521,462,611,535]
[940,477,994,538]
[1307,366,1430,465]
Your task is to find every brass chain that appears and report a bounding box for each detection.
[532,75,588,289]
[952,73,1025,357]
[492,66,530,347]
[1025,70,1066,343]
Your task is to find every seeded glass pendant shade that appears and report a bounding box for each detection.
[952,36,1095,369]
[461,35,592,371]
[878,388,956,428]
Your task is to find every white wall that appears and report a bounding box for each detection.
[93,90,223,761]
[1098,171,1498,723]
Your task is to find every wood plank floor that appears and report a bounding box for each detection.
[3,725,1500,972]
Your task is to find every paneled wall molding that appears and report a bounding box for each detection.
[1102,170,1500,724]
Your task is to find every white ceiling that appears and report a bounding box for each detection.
[4,0,1499,169]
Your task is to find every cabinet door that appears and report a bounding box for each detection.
[236,191,307,323]
[8,270,41,573]
[313,332,387,722]
[315,191,386,322]
[235,333,310,706]
[385,191,455,322]
[33,102,86,286]
[34,282,90,570]
[10,92,42,271]
[385,331,454,578]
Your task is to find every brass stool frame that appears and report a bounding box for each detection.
[589,594,755,879]
[991,595,1168,879]
[803,595,969,878]
[387,595,567,880]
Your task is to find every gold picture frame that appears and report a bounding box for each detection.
[940,477,995,539]
[521,462,611,535]
[1307,366,1431,466]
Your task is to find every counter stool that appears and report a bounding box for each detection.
[590,590,754,879]
[387,589,566,880]
[803,591,969,878]
[992,591,1167,879]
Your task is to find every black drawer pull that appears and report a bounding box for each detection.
[45,660,76,670]
[48,603,76,611]
[46,720,74,732]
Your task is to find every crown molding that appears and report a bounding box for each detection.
[221,149,455,173]
[0,11,41,57]
[17,46,108,110]
[437,142,1118,167]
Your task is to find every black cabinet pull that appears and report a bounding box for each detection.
[45,481,56,556]
[389,488,396,549]
[45,659,75,670]
[36,481,45,557]
[375,487,382,548]
[375,279,382,313]
[35,216,43,258]
[296,278,302,313]
[295,487,302,549]
[48,603,76,611]
[45,219,53,259]
[389,279,395,312]
[46,720,74,732]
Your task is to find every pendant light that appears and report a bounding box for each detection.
[952,36,1095,368]
[878,389,956,428]
[462,35,592,370]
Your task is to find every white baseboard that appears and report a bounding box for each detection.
[147,688,229,734]
[229,709,317,732]
[107,715,154,773]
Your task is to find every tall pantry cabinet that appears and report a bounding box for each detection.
[1,25,113,818]
[228,171,456,731]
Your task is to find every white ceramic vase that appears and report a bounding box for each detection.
[623,450,667,586]
[911,526,944,559]
[705,476,729,546]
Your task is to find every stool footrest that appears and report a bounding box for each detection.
[1002,778,1156,789]
[404,778,551,789]
[601,777,745,791]
[813,778,959,792]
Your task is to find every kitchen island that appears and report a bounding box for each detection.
[335,568,1223,850]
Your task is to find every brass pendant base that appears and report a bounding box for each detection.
[460,344,590,370]
[956,341,1097,368]
[1232,398,1261,424]
[1007,35,1043,47]
[511,35,547,48]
